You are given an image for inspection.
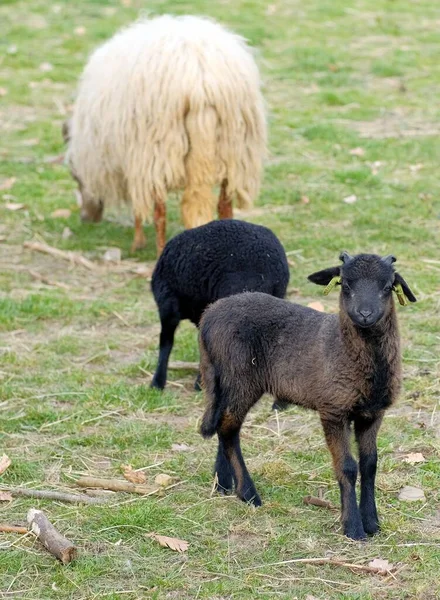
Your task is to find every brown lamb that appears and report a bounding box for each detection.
[199,252,416,540]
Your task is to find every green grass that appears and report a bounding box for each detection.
[1,0,439,598]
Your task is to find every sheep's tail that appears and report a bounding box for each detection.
[199,332,227,438]
[181,107,217,229]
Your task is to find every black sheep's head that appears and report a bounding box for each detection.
[307,252,417,328]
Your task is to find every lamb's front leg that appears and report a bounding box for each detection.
[355,413,384,535]
[321,417,366,540]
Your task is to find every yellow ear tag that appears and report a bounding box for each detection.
[323,275,341,296]
[393,283,407,306]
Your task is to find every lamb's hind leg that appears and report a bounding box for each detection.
[217,411,261,506]
[321,417,366,540]
[214,435,234,494]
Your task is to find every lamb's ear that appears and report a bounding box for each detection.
[393,272,417,304]
[308,266,340,286]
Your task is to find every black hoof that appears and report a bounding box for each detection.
[217,483,233,495]
[239,487,262,507]
[150,376,165,390]
[362,517,380,536]
[344,523,367,541]
[215,470,233,494]
[194,379,202,392]
[272,399,289,411]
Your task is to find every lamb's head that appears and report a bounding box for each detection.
[308,252,416,328]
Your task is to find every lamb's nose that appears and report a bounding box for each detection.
[360,309,372,318]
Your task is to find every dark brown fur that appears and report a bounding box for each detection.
[199,253,416,540]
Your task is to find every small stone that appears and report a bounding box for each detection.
[349,147,365,157]
[171,443,190,452]
[103,247,122,263]
[155,473,174,487]
[398,485,425,502]
[39,62,53,72]
[62,227,73,240]
[51,208,71,219]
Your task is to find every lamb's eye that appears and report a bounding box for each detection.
[342,282,351,294]
[383,285,392,294]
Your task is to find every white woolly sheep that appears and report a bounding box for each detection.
[65,15,267,254]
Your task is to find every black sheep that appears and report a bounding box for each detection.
[150,219,290,390]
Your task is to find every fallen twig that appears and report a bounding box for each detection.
[240,557,397,576]
[27,509,76,564]
[23,240,97,271]
[0,524,28,534]
[303,495,336,510]
[168,361,199,372]
[28,269,71,290]
[0,485,107,505]
[76,476,156,495]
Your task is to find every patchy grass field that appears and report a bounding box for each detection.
[1,0,439,598]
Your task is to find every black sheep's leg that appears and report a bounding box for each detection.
[193,316,203,391]
[321,417,366,540]
[355,413,383,535]
[272,398,289,411]
[194,372,202,391]
[151,308,180,390]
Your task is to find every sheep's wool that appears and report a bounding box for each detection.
[67,15,267,225]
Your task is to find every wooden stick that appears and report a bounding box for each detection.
[28,270,71,290]
[27,509,76,564]
[23,241,97,271]
[168,361,199,372]
[0,524,28,534]
[241,557,396,575]
[303,495,336,510]
[0,486,107,505]
[76,476,155,495]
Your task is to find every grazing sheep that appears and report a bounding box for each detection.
[199,252,416,540]
[64,15,267,255]
[150,219,289,390]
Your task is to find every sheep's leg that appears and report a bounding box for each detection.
[194,372,202,392]
[214,437,234,494]
[272,398,290,411]
[154,196,166,257]
[321,418,366,540]
[355,414,383,535]
[218,412,261,506]
[131,215,147,252]
[218,179,233,219]
[151,304,180,390]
